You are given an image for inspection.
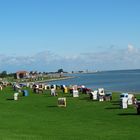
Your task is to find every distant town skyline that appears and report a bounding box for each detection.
[0,0,140,72]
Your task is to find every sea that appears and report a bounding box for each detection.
[47,69,140,93]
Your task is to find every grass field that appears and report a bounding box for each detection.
[0,86,140,140]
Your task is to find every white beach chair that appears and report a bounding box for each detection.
[127,94,134,105]
[121,97,128,109]
[14,92,19,100]
[58,97,66,107]
[73,90,79,97]
[98,88,105,101]
[91,90,98,100]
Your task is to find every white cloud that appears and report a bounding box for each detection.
[0,45,140,72]
[127,44,138,53]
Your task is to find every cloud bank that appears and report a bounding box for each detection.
[0,45,140,72]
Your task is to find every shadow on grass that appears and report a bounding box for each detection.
[112,103,120,106]
[111,100,119,103]
[6,98,14,100]
[118,113,138,116]
[79,97,91,102]
[110,100,120,106]
[48,105,57,108]
[79,97,89,100]
[105,107,120,109]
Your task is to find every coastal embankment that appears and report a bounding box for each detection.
[37,76,75,83]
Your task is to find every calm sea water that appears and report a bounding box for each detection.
[47,69,140,93]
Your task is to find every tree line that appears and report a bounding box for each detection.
[0,69,66,78]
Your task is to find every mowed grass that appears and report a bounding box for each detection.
[0,86,140,140]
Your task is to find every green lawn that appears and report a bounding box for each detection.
[0,86,140,140]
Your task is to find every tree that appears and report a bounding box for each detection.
[0,71,7,78]
[57,69,63,73]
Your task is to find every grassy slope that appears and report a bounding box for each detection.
[0,87,140,140]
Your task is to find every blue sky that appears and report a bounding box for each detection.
[0,0,140,72]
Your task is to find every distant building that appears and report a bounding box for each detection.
[16,71,29,79]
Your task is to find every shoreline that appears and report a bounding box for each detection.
[21,76,75,84]
[38,76,75,83]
